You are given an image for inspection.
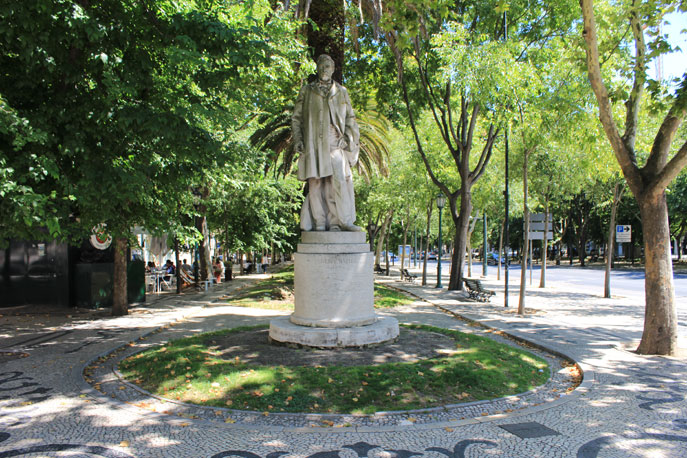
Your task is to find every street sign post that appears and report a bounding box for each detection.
[526,213,554,284]
[616,225,631,243]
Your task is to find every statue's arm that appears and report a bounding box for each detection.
[292,85,306,152]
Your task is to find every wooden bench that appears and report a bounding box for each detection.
[374,265,386,275]
[463,278,495,302]
[401,268,417,282]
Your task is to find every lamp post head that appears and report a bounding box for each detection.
[436,193,446,210]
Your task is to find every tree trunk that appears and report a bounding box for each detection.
[195,187,211,281]
[418,234,423,266]
[197,215,211,281]
[112,237,128,316]
[675,227,684,261]
[422,200,433,286]
[577,229,587,267]
[375,210,393,270]
[465,210,479,278]
[401,207,409,269]
[636,192,678,355]
[367,224,378,253]
[448,188,473,291]
[306,0,345,82]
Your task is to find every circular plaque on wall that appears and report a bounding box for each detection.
[90,224,112,250]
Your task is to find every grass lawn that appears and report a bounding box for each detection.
[118,324,549,414]
[229,265,296,310]
[229,265,416,310]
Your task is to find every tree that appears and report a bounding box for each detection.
[206,150,302,259]
[0,0,306,314]
[386,20,502,291]
[380,0,582,291]
[580,0,687,355]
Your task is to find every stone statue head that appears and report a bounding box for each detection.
[316,54,335,82]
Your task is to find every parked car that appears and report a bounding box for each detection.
[381,251,398,262]
[487,252,509,265]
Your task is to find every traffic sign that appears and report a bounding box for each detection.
[616,225,631,242]
[527,213,553,233]
[528,232,554,240]
[530,222,553,231]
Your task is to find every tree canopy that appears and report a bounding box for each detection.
[0,0,307,244]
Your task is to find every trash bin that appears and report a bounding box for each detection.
[224,262,232,281]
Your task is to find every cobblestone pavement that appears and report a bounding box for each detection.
[1,268,686,457]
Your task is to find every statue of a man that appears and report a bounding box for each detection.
[292,54,362,232]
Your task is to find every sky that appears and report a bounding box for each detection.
[656,11,687,82]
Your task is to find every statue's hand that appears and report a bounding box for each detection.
[337,136,348,150]
[294,140,304,152]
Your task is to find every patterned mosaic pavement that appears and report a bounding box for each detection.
[1,268,686,457]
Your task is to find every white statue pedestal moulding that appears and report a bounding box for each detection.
[269,231,399,348]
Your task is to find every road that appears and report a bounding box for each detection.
[502,264,687,298]
[401,258,687,339]
[402,259,687,298]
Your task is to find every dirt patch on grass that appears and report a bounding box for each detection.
[205,328,458,367]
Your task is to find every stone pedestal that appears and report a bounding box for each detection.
[269,231,399,348]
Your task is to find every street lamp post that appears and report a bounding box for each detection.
[503,9,510,308]
[413,223,417,267]
[436,193,446,288]
[482,212,488,277]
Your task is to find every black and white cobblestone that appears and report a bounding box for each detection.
[0,270,685,457]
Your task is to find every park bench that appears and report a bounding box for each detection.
[401,268,417,282]
[374,265,386,275]
[463,278,495,302]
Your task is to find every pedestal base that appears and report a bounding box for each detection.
[269,316,399,348]
[290,231,374,327]
[268,231,399,348]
